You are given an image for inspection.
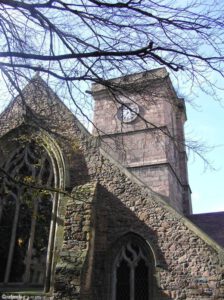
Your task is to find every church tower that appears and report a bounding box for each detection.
[92,68,192,215]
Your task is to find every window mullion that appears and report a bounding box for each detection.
[0,197,3,222]
[44,193,57,292]
[23,199,39,283]
[4,200,20,283]
[130,264,135,300]
[112,265,116,300]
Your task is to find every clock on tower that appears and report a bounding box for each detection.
[117,103,139,123]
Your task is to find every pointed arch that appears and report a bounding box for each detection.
[0,126,65,292]
[110,233,158,300]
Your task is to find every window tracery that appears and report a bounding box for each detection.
[0,141,56,288]
[112,236,154,300]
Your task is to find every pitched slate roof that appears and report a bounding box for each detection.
[189,211,224,248]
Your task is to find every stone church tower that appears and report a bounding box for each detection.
[92,68,191,215]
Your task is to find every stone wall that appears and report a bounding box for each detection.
[54,129,224,299]
[77,146,224,299]
[54,183,97,300]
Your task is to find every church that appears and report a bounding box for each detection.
[0,68,224,299]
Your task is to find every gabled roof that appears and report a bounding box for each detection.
[0,74,90,138]
[189,212,224,248]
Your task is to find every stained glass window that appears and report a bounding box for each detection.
[0,141,55,288]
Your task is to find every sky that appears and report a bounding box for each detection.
[186,91,224,214]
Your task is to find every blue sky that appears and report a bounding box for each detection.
[186,91,224,214]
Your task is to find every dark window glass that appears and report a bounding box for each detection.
[116,260,130,300]
[135,259,149,300]
[114,241,151,300]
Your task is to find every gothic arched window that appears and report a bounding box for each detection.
[0,140,59,290]
[112,235,155,300]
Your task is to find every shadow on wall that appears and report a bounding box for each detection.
[80,184,171,300]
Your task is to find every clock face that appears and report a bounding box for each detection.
[117,103,139,123]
